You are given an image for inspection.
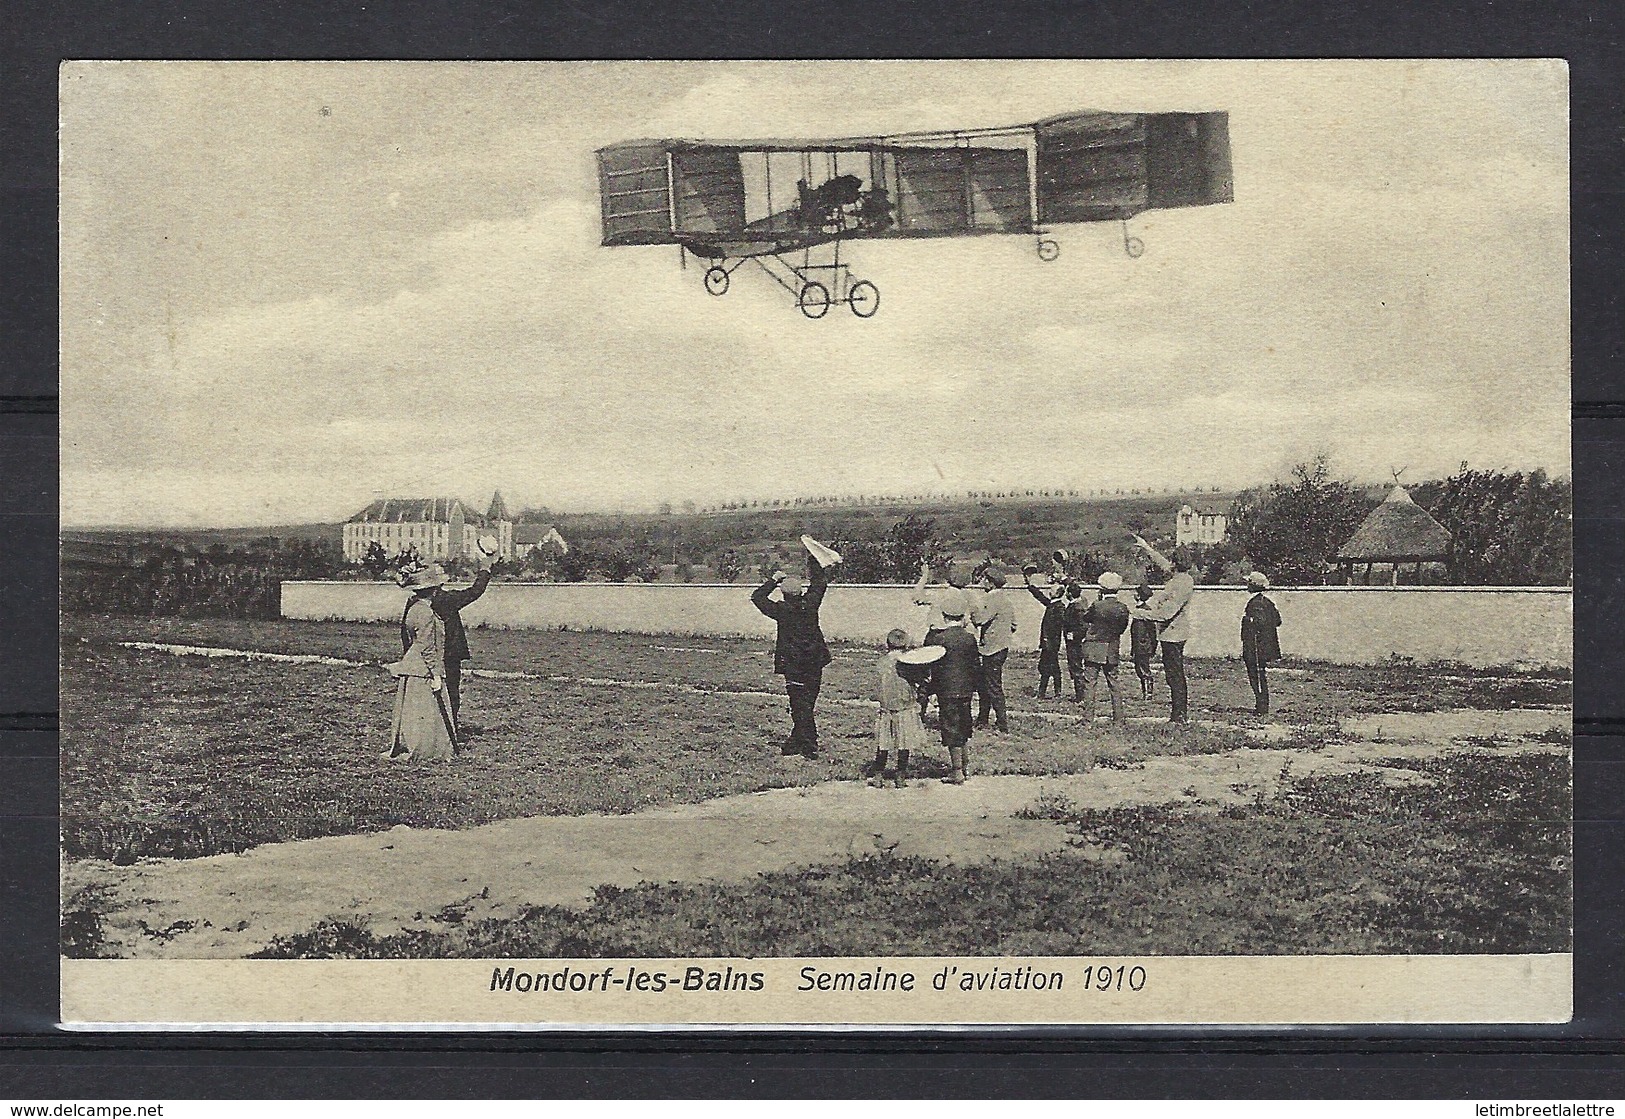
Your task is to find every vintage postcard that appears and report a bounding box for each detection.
[58,60,1572,1027]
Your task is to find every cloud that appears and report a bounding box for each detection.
[60,61,1570,525]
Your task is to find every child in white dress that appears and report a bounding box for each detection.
[867,628,931,788]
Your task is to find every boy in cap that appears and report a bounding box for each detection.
[970,566,1016,734]
[1024,566,1067,699]
[866,628,930,788]
[1130,583,1158,700]
[926,592,980,784]
[1076,572,1132,722]
[1240,571,1284,715]
[751,554,835,756]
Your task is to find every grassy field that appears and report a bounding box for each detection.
[62,613,1573,959]
[249,752,1571,958]
[65,613,1278,861]
[62,613,1570,862]
[69,614,1572,716]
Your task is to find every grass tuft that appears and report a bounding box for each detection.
[252,753,1571,959]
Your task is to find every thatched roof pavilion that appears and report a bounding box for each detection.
[1337,485,1451,582]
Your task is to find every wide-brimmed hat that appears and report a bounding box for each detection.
[1247,571,1271,589]
[400,564,448,591]
[1097,571,1123,592]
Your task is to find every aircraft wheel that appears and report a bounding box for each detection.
[1124,236,1145,259]
[704,266,730,296]
[1036,238,1061,262]
[848,279,880,318]
[798,281,831,319]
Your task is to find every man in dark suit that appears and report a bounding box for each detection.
[751,555,835,757]
[1024,567,1067,699]
[431,551,495,728]
[927,592,981,785]
[1240,571,1284,714]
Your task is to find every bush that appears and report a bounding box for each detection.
[834,514,947,583]
[1415,467,1572,585]
[713,548,744,583]
[60,537,344,619]
[1228,457,1373,585]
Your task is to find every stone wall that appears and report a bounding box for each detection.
[281,581,1572,669]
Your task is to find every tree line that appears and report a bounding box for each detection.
[1225,459,1570,585]
[62,462,1569,621]
[62,537,345,619]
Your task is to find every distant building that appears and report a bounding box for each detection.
[343,493,515,562]
[513,523,569,559]
[1336,485,1452,584]
[1175,504,1228,546]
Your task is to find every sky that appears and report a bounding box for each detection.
[59,60,1570,527]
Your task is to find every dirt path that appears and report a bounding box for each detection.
[65,734,1562,960]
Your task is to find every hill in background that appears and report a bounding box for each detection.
[63,491,1240,577]
[546,491,1243,579]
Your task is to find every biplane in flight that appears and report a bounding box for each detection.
[597,110,1232,319]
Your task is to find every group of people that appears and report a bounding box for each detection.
[377,534,1285,773]
[1023,537,1200,722]
[749,552,996,785]
[381,553,495,762]
[750,537,1285,788]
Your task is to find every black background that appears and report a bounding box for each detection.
[2,0,1622,1098]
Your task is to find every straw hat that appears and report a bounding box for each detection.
[936,590,967,619]
[780,575,806,596]
[1097,571,1124,592]
[400,564,448,591]
[1246,571,1271,589]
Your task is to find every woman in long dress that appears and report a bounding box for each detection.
[383,565,456,762]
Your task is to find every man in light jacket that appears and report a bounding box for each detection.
[970,567,1016,733]
[1131,536,1197,724]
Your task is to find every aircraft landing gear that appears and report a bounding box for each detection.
[1122,222,1145,259]
[1036,237,1061,262]
[704,266,730,296]
[742,243,879,320]
[797,281,831,319]
[847,278,880,318]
